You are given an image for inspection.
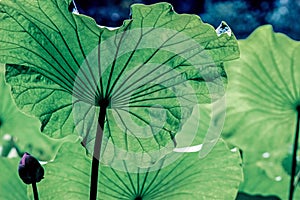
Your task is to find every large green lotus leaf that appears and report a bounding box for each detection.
[0,0,239,160]
[222,25,300,199]
[0,157,27,199]
[0,64,66,160]
[36,139,242,200]
[101,101,222,170]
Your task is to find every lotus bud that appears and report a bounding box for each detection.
[18,152,44,184]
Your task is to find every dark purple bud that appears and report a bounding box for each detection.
[18,152,44,184]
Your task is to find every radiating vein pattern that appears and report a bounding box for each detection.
[37,141,242,200]
[223,25,300,147]
[222,25,300,199]
[1,1,239,164]
[98,139,242,200]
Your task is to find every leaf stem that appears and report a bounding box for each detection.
[89,102,108,200]
[32,182,39,200]
[289,106,300,200]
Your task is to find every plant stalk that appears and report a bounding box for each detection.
[289,106,300,200]
[32,182,39,200]
[89,104,107,200]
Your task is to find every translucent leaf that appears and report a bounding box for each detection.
[37,139,242,199]
[222,25,300,199]
[0,64,63,160]
[0,1,239,163]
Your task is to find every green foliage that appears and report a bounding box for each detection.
[0,1,243,199]
[0,64,76,199]
[35,139,242,200]
[223,25,300,199]
[0,158,27,199]
[0,100,243,200]
[0,64,64,160]
[0,0,239,164]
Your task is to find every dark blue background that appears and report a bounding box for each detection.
[72,0,299,40]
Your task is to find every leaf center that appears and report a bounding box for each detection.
[96,97,110,108]
[134,196,142,200]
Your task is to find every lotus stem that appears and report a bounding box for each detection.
[289,106,300,200]
[89,103,108,200]
[32,182,39,200]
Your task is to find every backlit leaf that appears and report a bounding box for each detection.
[37,139,242,199]
[0,64,63,160]
[222,25,300,199]
[0,1,239,164]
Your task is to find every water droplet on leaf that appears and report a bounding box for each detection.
[275,176,282,181]
[262,152,270,158]
[3,134,12,141]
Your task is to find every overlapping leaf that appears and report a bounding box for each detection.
[222,25,300,199]
[0,0,239,162]
[36,139,242,200]
[0,63,76,199]
[0,64,64,160]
